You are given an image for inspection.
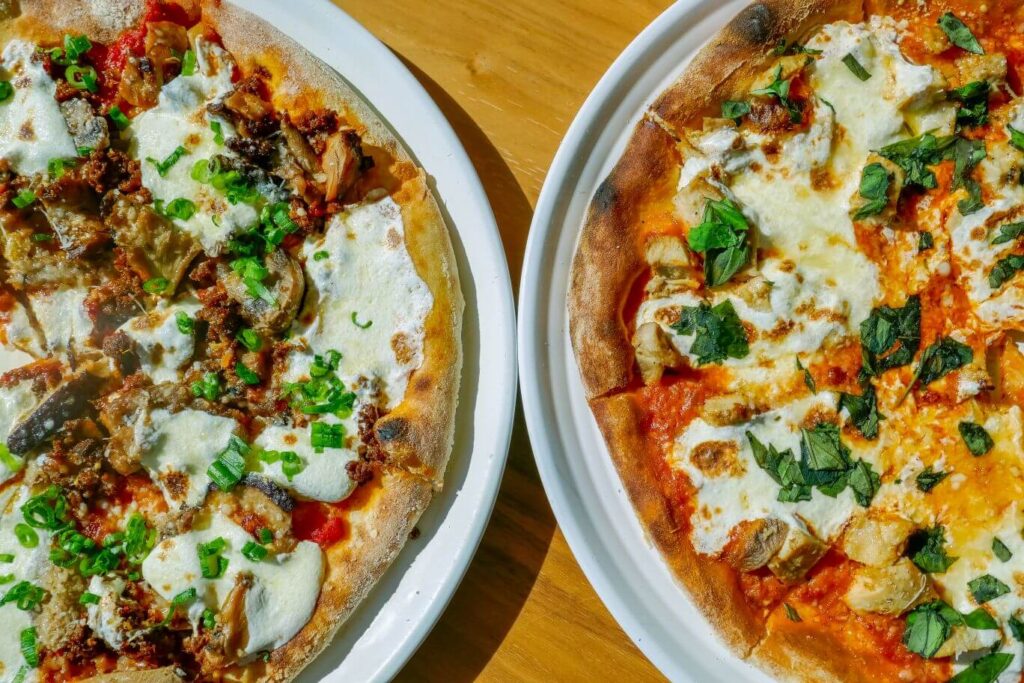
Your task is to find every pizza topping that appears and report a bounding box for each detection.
[938,13,984,55]
[844,558,930,616]
[958,421,994,456]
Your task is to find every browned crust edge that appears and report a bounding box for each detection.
[590,392,765,654]
[750,621,889,683]
[567,117,681,399]
[651,0,866,132]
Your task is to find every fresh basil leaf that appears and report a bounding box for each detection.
[671,300,750,365]
[800,423,850,471]
[796,357,816,393]
[751,65,802,123]
[969,574,1010,604]
[878,133,955,190]
[783,603,801,622]
[949,81,991,128]
[842,53,871,81]
[918,231,934,252]
[687,198,752,287]
[950,652,1014,683]
[848,459,880,507]
[852,162,892,220]
[992,222,1024,245]
[908,526,957,574]
[916,466,948,493]
[721,100,750,121]
[990,254,1024,289]
[1009,615,1024,642]
[860,296,921,377]
[905,337,973,397]
[903,601,954,658]
[963,608,1000,630]
[992,537,1013,562]
[938,12,984,55]
[959,421,994,456]
[950,137,987,215]
[771,40,822,56]
[748,432,811,503]
[1009,125,1024,152]
[839,386,883,440]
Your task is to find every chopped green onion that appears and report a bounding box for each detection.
[235,362,260,385]
[0,444,22,472]
[160,586,197,626]
[121,514,157,565]
[313,250,328,261]
[146,145,187,177]
[2,581,48,611]
[11,190,36,209]
[236,328,262,351]
[47,157,76,179]
[50,34,92,65]
[76,145,93,157]
[258,528,273,544]
[65,64,98,92]
[107,106,130,130]
[258,449,304,481]
[0,574,13,585]
[201,608,216,629]
[0,81,13,102]
[154,197,197,220]
[207,437,248,491]
[191,372,222,401]
[79,592,100,605]
[351,312,372,329]
[241,541,268,562]
[142,277,169,295]
[198,538,229,579]
[21,486,69,530]
[31,233,53,243]
[20,627,37,667]
[310,422,344,453]
[0,554,13,563]
[181,49,197,76]
[176,311,194,335]
[210,120,224,145]
[14,524,37,548]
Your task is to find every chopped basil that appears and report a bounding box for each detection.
[236,328,262,352]
[991,221,1024,245]
[146,145,187,177]
[959,421,994,456]
[915,466,948,493]
[235,362,260,385]
[142,277,169,295]
[963,608,999,630]
[1009,125,1024,152]
[721,100,750,122]
[796,357,816,393]
[11,190,36,209]
[878,133,955,190]
[181,49,197,76]
[751,65,802,123]
[65,64,98,92]
[671,300,749,366]
[748,431,809,503]
[198,538,229,580]
[841,53,871,81]
[175,312,194,335]
[207,436,248,491]
[918,231,934,252]
[783,603,801,622]
[0,81,12,102]
[1010,615,1024,642]
[242,541,268,563]
[949,652,1014,683]
[903,600,958,658]
[771,40,821,57]
[903,337,973,400]
[107,106,130,130]
[989,254,1024,290]
[909,526,957,574]
[950,137,987,215]
[859,295,921,378]
[838,386,883,440]
[801,422,848,471]
[351,312,372,329]
[949,80,990,128]
[687,198,751,287]
[191,372,222,401]
[993,537,1013,562]
[852,162,891,220]
[310,422,344,453]
[969,574,1010,604]
[938,12,984,55]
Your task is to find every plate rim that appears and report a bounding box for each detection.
[224,1,519,680]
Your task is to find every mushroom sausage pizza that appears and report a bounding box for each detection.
[570,1,1024,681]
[0,1,462,681]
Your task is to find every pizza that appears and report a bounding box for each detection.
[569,1,1024,681]
[0,1,462,681]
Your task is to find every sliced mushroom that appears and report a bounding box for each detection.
[219,249,304,335]
[118,56,161,109]
[144,21,189,82]
[39,186,108,257]
[842,512,915,567]
[323,130,363,202]
[956,363,994,403]
[844,559,931,616]
[235,474,295,512]
[59,98,109,153]
[701,393,759,427]
[723,518,788,572]
[280,120,322,179]
[934,623,996,659]
[107,195,202,290]
[632,321,683,385]
[767,526,826,583]
[7,371,105,454]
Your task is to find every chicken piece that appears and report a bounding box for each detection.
[280,119,322,178]
[934,625,996,659]
[842,512,915,566]
[118,56,161,108]
[632,321,682,385]
[767,526,826,582]
[674,178,722,226]
[955,54,1008,87]
[844,559,931,616]
[729,274,773,313]
[956,363,994,403]
[723,518,788,572]
[701,393,757,427]
[323,129,364,202]
[644,234,695,282]
[849,154,905,225]
[59,98,109,153]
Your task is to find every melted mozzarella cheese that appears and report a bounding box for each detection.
[85,576,129,651]
[135,408,240,508]
[118,300,202,383]
[0,379,37,484]
[253,422,358,503]
[141,512,323,657]
[671,393,865,554]
[288,195,433,408]
[27,287,92,354]
[0,41,77,177]
[1,300,43,360]
[129,38,255,254]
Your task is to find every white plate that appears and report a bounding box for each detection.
[226,1,518,680]
[519,2,775,681]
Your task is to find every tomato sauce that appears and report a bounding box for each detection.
[292,474,383,548]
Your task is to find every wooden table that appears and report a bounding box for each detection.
[333,0,674,680]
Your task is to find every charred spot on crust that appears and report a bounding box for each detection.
[375,416,408,443]
[733,3,776,45]
[591,174,620,216]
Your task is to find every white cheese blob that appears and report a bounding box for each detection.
[135,408,240,508]
[253,421,358,503]
[141,512,323,657]
[1,299,44,360]
[0,377,38,484]
[85,576,129,651]
[289,195,433,408]
[118,299,202,383]
[671,393,864,554]
[26,287,93,354]
[129,38,255,254]
[0,40,77,177]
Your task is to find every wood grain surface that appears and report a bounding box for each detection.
[332,0,674,680]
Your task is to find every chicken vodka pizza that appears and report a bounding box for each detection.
[0,0,462,681]
[569,1,1024,681]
